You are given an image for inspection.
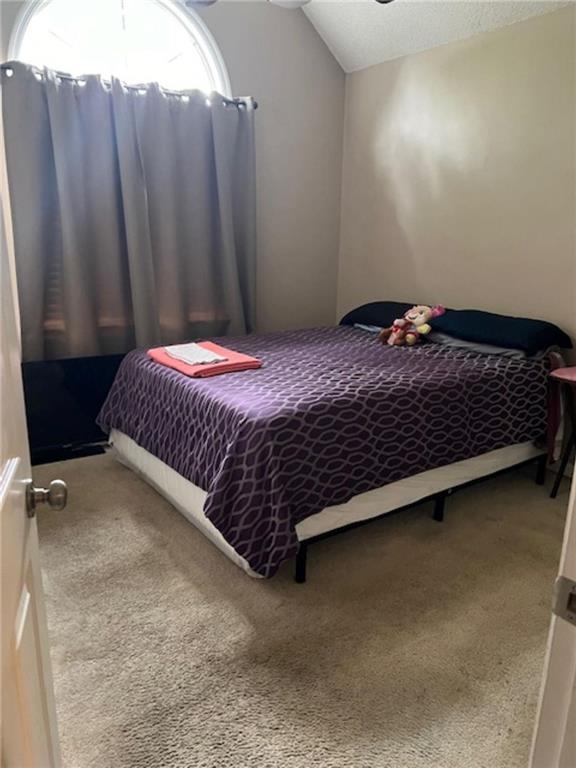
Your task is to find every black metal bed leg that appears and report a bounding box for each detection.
[535,453,547,486]
[550,435,575,499]
[294,542,308,584]
[432,492,447,523]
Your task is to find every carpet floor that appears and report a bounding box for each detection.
[35,454,568,768]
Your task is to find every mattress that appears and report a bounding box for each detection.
[111,429,543,578]
[98,326,549,577]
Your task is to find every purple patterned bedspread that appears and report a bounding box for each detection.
[97,327,548,576]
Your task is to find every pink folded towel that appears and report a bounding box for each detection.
[148,341,262,378]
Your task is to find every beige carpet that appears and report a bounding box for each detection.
[35,454,568,768]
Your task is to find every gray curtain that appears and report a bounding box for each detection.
[1,61,256,361]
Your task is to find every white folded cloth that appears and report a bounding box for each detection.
[163,343,228,366]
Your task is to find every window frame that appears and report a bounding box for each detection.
[8,0,232,96]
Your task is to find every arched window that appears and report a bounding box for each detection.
[9,0,231,94]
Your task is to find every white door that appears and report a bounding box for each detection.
[0,196,62,763]
[530,472,576,768]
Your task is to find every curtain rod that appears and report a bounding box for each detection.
[0,62,258,109]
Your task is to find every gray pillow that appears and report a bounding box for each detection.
[427,332,527,358]
[353,323,383,334]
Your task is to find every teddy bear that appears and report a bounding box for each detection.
[379,304,445,347]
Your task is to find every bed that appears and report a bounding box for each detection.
[97,323,553,580]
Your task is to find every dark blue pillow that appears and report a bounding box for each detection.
[340,301,415,328]
[432,309,572,356]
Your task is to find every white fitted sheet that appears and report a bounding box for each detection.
[110,429,543,578]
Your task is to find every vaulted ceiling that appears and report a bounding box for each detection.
[303,0,571,72]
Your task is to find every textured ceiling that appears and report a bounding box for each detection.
[303,0,572,72]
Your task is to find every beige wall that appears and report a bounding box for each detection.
[1,1,345,333]
[338,7,576,344]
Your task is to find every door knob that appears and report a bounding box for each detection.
[26,479,68,517]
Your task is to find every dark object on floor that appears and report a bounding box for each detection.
[295,453,548,583]
[23,354,124,465]
[550,367,576,499]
